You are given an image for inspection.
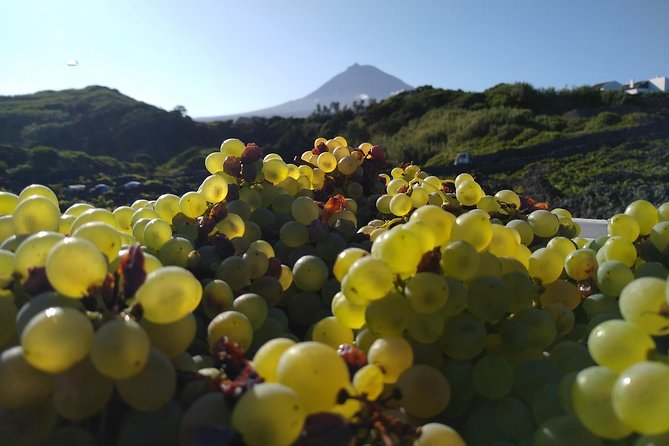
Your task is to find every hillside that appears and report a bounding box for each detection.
[1,83,668,217]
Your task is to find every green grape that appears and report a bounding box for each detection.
[467,276,510,322]
[248,239,276,258]
[0,215,15,245]
[179,191,207,219]
[414,423,466,446]
[375,194,392,214]
[511,308,557,350]
[409,204,456,247]
[572,366,633,439]
[365,291,409,336]
[72,222,122,261]
[216,255,251,291]
[513,359,562,404]
[204,151,225,174]
[472,355,513,399]
[607,213,640,242]
[495,189,521,210]
[493,396,535,441]
[502,271,537,313]
[368,335,414,384]
[596,236,637,267]
[403,219,437,253]
[91,319,150,379]
[45,237,108,298]
[201,279,234,318]
[158,236,193,268]
[625,199,659,235]
[70,208,119,232]
[456,180,484,206]
[262,159,290,184]
[406,310,445,343]
[588,319,654,372]
[531,383,564,424]
[409,185,430,208]
[565,248,598,281]
[154,193,182,224]
[451,209,493,252]
[473,251,502,278]
[398,364,450,418]
[0,346,53,409]
[619,277,669,335]
[548,340,594,374]
[52,357,114,421]
[13,231,64,281]
[242,248,269,279]
[612,361,669,435]
[231,382,305,446]
[18,184,58,206]
[595,260,634,296]
[581,293,619,319]
[387,178,408,195]
[487,224,520,258]
[277,341,350,413]
[216,213,245,239]
[352,363,384,401]
[404,272,449,313]
[440,277,467,318]
[286,292,325,326]
[292,255,328,292]
[635,432,669,446]
[539,279,581,310]
[135,266,202,323]
[140,313,196,358]
[528,209,560,238]
[310,315,354,348]
[544,302,576,336]
[116,348,176,412]
[439,313,487,361]
[130,207,159,227]
[389,193,412,216]
[112,206,134,233]
[131,217,152,243]
[279,220,309,247]
[252,337,296,383]
[454,173,474,187]
[142,219,172,252]
[529,247,563,284]
[506,219,534,245]
[199,174,229,203]
[650,221,669,253]
[220,138,245,156]
[315,231,347,263]
[233,293,268,330]
[21,307,94,373]
[13,196,61,234]
[440,240,480,281]
[332,247,368,282]
[477,194,501,213]
[547,236,576,259]
[116,402,183,446]
[0,191,19,216]
[130,199,149,210]
[331,291,366,329]
[290,196,320,225]
[337,155,358,175]
[207,310,253,351]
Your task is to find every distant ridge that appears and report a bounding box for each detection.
[198,63,413,121]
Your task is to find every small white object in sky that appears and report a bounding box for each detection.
[67,59,79,67]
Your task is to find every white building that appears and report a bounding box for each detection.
[625,76,669,95]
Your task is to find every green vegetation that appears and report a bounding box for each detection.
[1,83,667,218]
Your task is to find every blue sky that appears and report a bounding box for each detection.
[1,0,668,117]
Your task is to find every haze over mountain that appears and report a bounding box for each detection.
[198,63,413,121]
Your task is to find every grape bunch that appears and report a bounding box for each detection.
[0,135,668,446]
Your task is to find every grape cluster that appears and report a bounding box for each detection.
[0,135,669,446]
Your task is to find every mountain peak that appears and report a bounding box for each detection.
[198,64,413,121]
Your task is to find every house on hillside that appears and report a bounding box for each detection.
[594,81,623,91]
[625,76,669,95]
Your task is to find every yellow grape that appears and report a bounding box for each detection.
[45,238,108,298]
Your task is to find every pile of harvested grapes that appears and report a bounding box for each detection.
[1,136,669,446]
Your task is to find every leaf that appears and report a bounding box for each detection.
[321,194,348,224]
[118,244,146,298]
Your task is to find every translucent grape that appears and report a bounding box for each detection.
[199,174,229,203]
[233,293,268,330]
[45,238,108,298]
[625,199,659,235]
[252,337,296,383]
[216,255,251,291]
[587,319,655,372]
[158,236,193,267]
[404,272,449,313]
[528,209,560,238]
[13,231,64,281]
[220,138,246,157]
[607,213,640,242]
[450,209,493,252]
[409,204,456,247]
[179,191,207,219]
[528,247,563,284]
[342,256,394,304]
[367,335,414,384]
[135,266,202,323]
[440,240,480,281]
[595,260,634,296]
[207,310,254,351]
[456,180,484,206]
[91,319,151,379]
[650,221,669,253]
[389,193,412,216]
[116,348,176,412]
[311,316,354,348]
[565,248,598,281]
[140,313,197,358]
[371,226,423,275]
[439,313,487,361]
[0,191,19,216]
[414,423,466,446]
[13,196,61,234]
[331,291,366,329]
[619,277,669,335]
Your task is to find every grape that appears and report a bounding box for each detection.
[607,213,640,242]
[456,180,484,206]
[472,355,513,399]
[18,184,58,206]
[116,348,176,412]
[332,247,368,282]
[130,207,159,226]
[529,247,563,284]
[73,222,122,261]
[409,205,456,247]
[539,279,581,310]
[199,174,229,203]
[506,219,534,245]
[216,213,245,239]
[233,293,268,330]
[207,310,253,351]
[406,310,445,344]
[13,231,64,281]
[502,270,537,313]
[487,225,520,258]
[277,341,350,413]
[451,210,493,252]
[21,307,94,373]
[279,220,309,248]
[612,361,669,434]
[0,191,19,216]
[311,316,354,348]
[135,266,202,323]
[142,219,172,252]
[440,240,480,281]
[231,382,305,446]
[619,277,669,335]
[216,255,251,291]
[588,319,655,372]
[91,318,150,379]
[625,199,659,235]
[398,364,450,418]
[389,192,412,216]
[546,236,576,259]
[179,191,207,219]
[596,236,637,267]
[476,195,501,213]
[52,357,114,421]
[13,196,61,234]
[511,308,557,350]
[595,260,634,296]
[71,208,119,232]
[367,335,413,383]
[220,138,246,157]
[331,291,366,329]
[404,272,449,313]
[363,291,408,335]
[493,396,535,441]
[414,423,466,446]
[0,346,53,409]
[252,337,296,383]
[292,255,328,292]
[467,276,509,322]
[439,313,487,360]
[565,248,598,281]
[140,313,196,358]
[650,221,669,253]
[528,209,560,238]
[495,189,521,209]
[572,366,633,439]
